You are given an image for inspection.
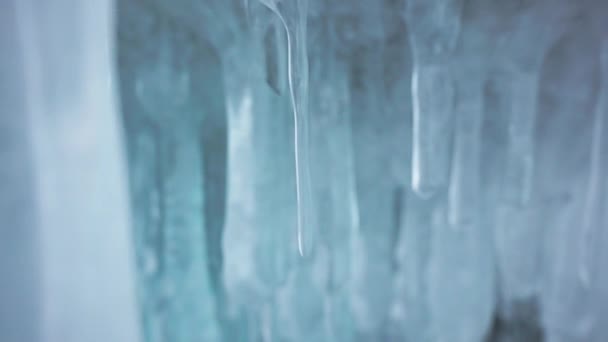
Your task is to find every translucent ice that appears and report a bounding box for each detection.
[5,0,608,342]
[4,0,141,341]
[259,0,316,257]
[407,0,463,198]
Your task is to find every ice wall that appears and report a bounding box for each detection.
[3,0,608,341]
[115,0,608,341]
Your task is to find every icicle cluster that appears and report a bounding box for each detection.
[3,0,608,341]
[115,0,608,341]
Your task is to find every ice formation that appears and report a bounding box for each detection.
[2,0,608,341]
[2,1,141,341]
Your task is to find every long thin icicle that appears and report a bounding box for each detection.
[259,0,314,257]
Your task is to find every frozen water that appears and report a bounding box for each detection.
[3,0,608,341]
[2,0,141,341]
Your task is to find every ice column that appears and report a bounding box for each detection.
[117,11,220,341]
[307,7,359,340]
[536,19,602,341]
[221,3,298,339]
[428,62,495,342]
[490,2,578,323]
[338,1,412,338]
[12,0,142,341]
[214,3,259,327]
[392,193,434,342]
[406,0,463,198]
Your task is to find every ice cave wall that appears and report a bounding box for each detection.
[2,0,608,341]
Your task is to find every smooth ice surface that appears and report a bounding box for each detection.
[2,0,141,341]
[4,0,608,341]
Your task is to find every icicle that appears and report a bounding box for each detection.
[489,0,577,321]
[346,3,397,335]
[493,72,542,314]
[447,75,483,228]
[259,0,315,257]
[411,66,455,198]
[218,5,296,340]
[118,10,222,340]
[307,10,358,339]
[324,89,359,342]
[536,17,601,341]
[247,4,295,293]
[392,192,433,342]
[578,40,608,288]
[406,0,463,198]
[578,92,604,288]
[429,65,495,342]
[216,0,259,317]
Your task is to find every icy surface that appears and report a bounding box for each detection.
[3,0,608,341]
[2,0,141,341]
